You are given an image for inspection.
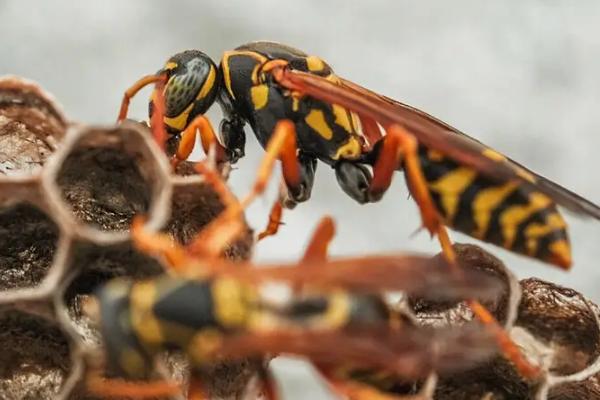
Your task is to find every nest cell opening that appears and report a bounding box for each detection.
[54,128,166,233]
[0,202,60,290]
[0,78,66,176]
[167,181,253,262]
[0,308,72,399]
[62,241,165,353]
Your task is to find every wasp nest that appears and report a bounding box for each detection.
[1,77,599,400]
[0,77,253,400]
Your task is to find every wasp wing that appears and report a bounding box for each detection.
[211,325,497,379]
[279,69,600,220]
[215,254,502,302]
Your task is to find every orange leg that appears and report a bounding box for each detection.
[117,74,166,123]
[130,216,190,273]
[437,225,540,379]
[148,77,170,151]
[241,119,301,208]
[257,201,284,241]
[86,374,181,399]
[301,216,336,263]
[369,124,439,235]
[372,124,540,379]
[171,114,228,168]
[187,120,301,256]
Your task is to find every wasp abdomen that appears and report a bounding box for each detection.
[419,147,571,267]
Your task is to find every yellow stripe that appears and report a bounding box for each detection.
[197,65,216,99]
[212,277,251,328]
[221,52,235,99]
[482,148,506,162]
[523,213,567,256]
[472,182,518,239]
[221,50,268,99]
[250,84,269,110]
[499,192,552,249]
[548,239,571,265]
[164,61,178,70]
[334,137,361,160]
[332,104,353,133]
[306,55,325,72]
[321,291,351,328]
[482,147,536,183]
[305,109,333,140]
[428,167,478,222]
[130,282,165,345]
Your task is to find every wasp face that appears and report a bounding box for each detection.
[153,50,220,133]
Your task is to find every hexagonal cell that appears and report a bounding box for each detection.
[0,307,73,399]
[43,123,171,241]
[63,241,164,303]
[62,241,164,341]
[0,201,60,291]
[409,244,519,328]
[0,76,67,176]
[167,171,253,261]
[517,278,600,376]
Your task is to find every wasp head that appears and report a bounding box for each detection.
[150,50,220,134]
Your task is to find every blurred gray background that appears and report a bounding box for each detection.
[1,1,599,398]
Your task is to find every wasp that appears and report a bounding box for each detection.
[117,41,600,272]
[86,213,502,400]
[114,40,595,379]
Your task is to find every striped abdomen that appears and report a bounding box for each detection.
[418,146,571,268]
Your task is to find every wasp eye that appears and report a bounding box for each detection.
[157,51,218,121]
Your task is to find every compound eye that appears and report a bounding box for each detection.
[163,57,211,118]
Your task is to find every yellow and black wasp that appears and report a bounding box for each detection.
[86,215,501,400]
[118,40,600,271]
[115,40,600,381]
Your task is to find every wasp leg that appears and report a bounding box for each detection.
[437,226,541,379]
[468,296,541,379]
[370,124,541,379]
[301,216,336,263]
[130,216,190,273]
[171,115,228,168]
[148,76,170,151]
[188,120,302,254]
[257,200,284,241]
[285,151,318,204]
[86,373,181,399]
[220,117,247,163]
[183,162,246,259]
[117,74,166,123]
[370,124,439,235]
[258,152,317,241]
[243,119,301,208]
